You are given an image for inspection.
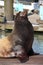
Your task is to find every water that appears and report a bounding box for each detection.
[0,30,43,54]
[0,30,11,38]
[32,32,43,54]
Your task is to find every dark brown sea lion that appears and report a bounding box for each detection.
[0,10,38,62]
[9,10,34,62]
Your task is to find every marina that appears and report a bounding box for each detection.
[0,0,43,65]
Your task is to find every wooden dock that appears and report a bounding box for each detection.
[0,55,43,65]
[0,22,43,31]
[0,23,14,30]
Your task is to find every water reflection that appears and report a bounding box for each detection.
[32,33,43,54]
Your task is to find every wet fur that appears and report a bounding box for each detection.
[0,11,34,58]
[9,11,34,56]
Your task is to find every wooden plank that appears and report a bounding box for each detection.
[37,19,43,24]
[0,55,43,65]
[0,22,43,31]
[0,23,14,30]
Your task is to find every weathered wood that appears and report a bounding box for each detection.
[37,19,43,24]
[0,55,43,65]
[4,0,13,21]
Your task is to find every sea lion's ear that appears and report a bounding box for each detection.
[15,11,21,21]
[15,12,21,18]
